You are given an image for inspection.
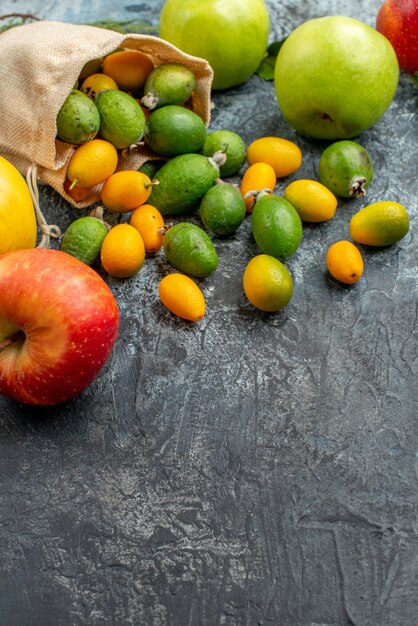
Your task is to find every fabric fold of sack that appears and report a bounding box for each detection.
[0,20,213,208]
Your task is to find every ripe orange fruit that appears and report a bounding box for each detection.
[100,170,153,213]
[283,179,338,222]
[246,136,302,178]
[326,240,364,284]
[129,204,165,253]
[350,201,410,247]
[80,73,119,98]
[102,50,154,91]
[100,223,145,278]
[159,273,206,321]
[240,162,276,213]
[63,178,93,202]
[67,139,118,189]
[243,254,293,312]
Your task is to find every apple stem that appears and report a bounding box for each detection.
[0,330,25,353]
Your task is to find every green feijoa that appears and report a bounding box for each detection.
[251,194,303,259]
[145,105,207,157]
[149,152,226,216]
[138,159,166,179]
[202,129,246,177]
[318,140,373,198]
[199,182,246,236]
[163,222,218,278]
[95,89,146,149]
[56,89,100,145]
[141,63,196,110]
[60,216,108,266]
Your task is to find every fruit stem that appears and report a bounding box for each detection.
[243,187,273,201]
[69,178,79,190]
[121,142,145,157]
[145,179,160,189]
[141,93,158,110]
[159,222,173,235]
[89,206,112,231]
[0,330,25,353]
[349,175,367,197]
[208,150,227,170]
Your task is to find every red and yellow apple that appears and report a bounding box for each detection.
[376,0,418,73]
[0,248,119,405]
[376,0,418,74]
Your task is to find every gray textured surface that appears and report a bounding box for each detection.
[1,1,417,625]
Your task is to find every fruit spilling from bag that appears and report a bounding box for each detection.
[0,10,412,408]
[57,50,205,198]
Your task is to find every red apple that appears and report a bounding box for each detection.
[376,0,418,73]
[0,248,119,405]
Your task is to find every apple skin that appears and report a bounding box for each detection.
[159,0,270,90]
[274,16,399,140]
[376,0,418,73]
[0,248,119,406]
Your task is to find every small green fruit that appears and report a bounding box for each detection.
[163,222,218,277]
[251,195,303,259]
[202,130,246,177]
[138,160,166,179]
[199,182,246,236]
[145,105,207,157]
[142,63,196,110]
[56,89,100,145]
[318,140,373,198]
[95,90,146,149]
[61,216,108,265]
[149,152,225,215]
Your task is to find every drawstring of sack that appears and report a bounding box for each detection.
[26,165,62,248]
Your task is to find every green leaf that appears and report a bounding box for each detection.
[255,38,287,81]
[256,55,276,81]
[267,39,287,56]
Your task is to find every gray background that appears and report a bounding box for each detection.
[1,1,417,625]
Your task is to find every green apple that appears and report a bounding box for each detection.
[274,16,399,139]
[159,0,270,90]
